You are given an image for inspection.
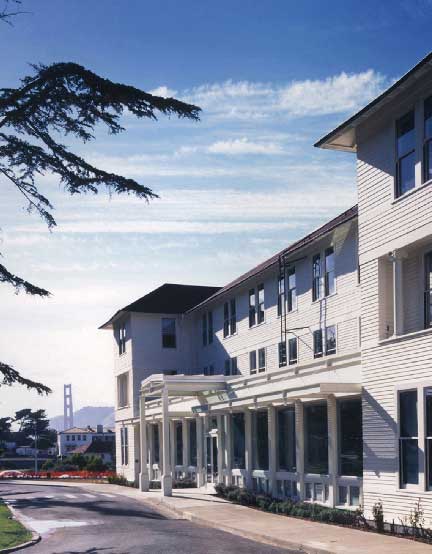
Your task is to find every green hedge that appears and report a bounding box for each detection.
[215,483,363,527]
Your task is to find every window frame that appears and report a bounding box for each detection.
[257,283,265,324]
[287,266,297,312]
[288,336,298,365]
[258,347,266,372]
[313,329,323,358]
[117,372,129,408]
[118,323,126,355]
[249,288,256,327]
[278,341,287,367]
[325,325,337,356]
[398,388,419,489]
[277,275,285,317]
[161,317,176,349]
[395,109,416,198]
[312,253,322,302]
[324,246,335,297]
[249,350,257,374]
[223,300,236,338]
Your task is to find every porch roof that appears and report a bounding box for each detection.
[141,374,227,397]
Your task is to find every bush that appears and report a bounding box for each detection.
[107,474,135,487]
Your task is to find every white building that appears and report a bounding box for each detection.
[101,53,432,524]
[57,425,115,457]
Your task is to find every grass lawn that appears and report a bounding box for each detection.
[0,501,32,549]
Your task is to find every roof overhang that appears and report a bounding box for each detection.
[141,374,227,397]
[315,52,432,152]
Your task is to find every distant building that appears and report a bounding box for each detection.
[70,440,115,465]
[57,425,114,457]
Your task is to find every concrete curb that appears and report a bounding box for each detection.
[0,503,41,553]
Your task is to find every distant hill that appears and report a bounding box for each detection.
[49,406,114,431]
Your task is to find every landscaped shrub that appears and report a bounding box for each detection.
[108,474,135,487]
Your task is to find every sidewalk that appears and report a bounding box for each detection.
[8,480,432,554]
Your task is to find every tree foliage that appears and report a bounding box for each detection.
[0,48,200,394]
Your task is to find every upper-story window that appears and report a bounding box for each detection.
[396,110,415,198]
[288,337,298,365]
[224,357,238,376]
[161,318,176,348]
[313,329,323,358]
[425,252,432,328]
[324,247,335,296]
[249,350,257,374]
[202,311,213,346]
[117,372,129,408]
[277,276,285,317]
[278,341,287,367]
[325,325,337,355]
[424,97,432,182]
[223,300,236,338]
[312,254,322,301]
[258,347,266,372]
[287,267,297,311]
[249,284,265,327]
[118,323,126,355]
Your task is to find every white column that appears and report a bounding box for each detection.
[216,414,224,484]
[295,400,305,500]
[327,395,338,507]
[268,405,277,497]
[139,394,149,492]
[196,416,205,487]
[224,414,232,485]
[148,423,154,482]
[161,387,172,496]
[169,420,176,476]
[182,418,189,474]
[244,409,253,489]
[392,254,404,336]
[158,422,163,478]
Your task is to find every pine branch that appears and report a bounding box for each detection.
[0,361,52,394]
[0,261,50,296]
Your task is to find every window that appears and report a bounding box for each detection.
[257,284,265,324]
[66,435,70,441]
[305,403,328,474]
[278,341,287,367]
[83,435,87,441]
[312,254,321,301]
[189,420,197,466]
[313,329,323,358]
[249,351,257,374]
[425,389,432,489]
[232,413,245,469]
[325,325,336,355]
[278,406,296,472]
[208,311,213,344]
[118,323,126,355]
[202,314,207,346]
[425,97,432,182]
[287,267,297,311]
[71,435,75,441]
[425,252,432,328]
[277,275,285,316]
[258,347,266,372]
[324,247,335,296]
[249,289,256,327]
[120,427,129,466]
[224,359,230,376]
[223,301,236,338]
[117,372,129,408]
[288,337,298,365]
[339,399,363,476]
[175,422,183,466]
[162,318,176,348]
[231,357,238,376]
[253,411,269,470]
[396,110,415,197]
[153,424,160,464]
[77,435,81,441]
[399,390,419,486]
[223,302,229,338]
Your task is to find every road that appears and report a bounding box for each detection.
[0,481,295,554]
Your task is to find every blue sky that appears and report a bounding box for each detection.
[0,0,430,419]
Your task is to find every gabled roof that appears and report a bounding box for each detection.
[71,440,114,455]
[315,52,432,152]
[187,205,358,313]
[99,283,221,329]
[61,427,92,434]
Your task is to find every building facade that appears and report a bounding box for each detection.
[57,425,115,457]
[101,53,432,524]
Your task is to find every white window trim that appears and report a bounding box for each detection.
[311,246,337,303]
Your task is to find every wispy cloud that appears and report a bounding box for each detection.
[207,137,284,155]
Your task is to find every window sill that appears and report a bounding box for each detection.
[312,292,337,305]
[392,178,432,205]
[223,332,238,340]
[249,320,266,330]
[379,326,432,346]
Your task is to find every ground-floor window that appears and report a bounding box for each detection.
[338,398,363,476]
[232,413,245,468]
[175,422,183,466]
[153,424,160,464]
[253,410,269,470]
[304,403,328,474]
[189,419,197,466]
[426,389,432,488]
[120,427,128,466]
[278,406,296,472]
[399,389,419,487]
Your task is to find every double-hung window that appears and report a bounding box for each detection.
[277,276,285,317]
[313,329,323,358]
[325,325,336,355]
[231,357,238,375]
[424,97,432,182]
[399,390,419,487]
[224,357,238,376]
[249,351,257,374]
[223,301,236,337]
[118,323,126,355]
[287,267,297,311]
[396,110,415,197]
[312,254,322,301]
[425,252,432,328]
[278,341,287,367]
[288,337,298,365]
[258,347,266,372]
[117,372,129,408]
[324,247,335,296]
[120,427,129,466]
[162,318,176,348]
[249,289,256,327]
[257,284,265,323]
